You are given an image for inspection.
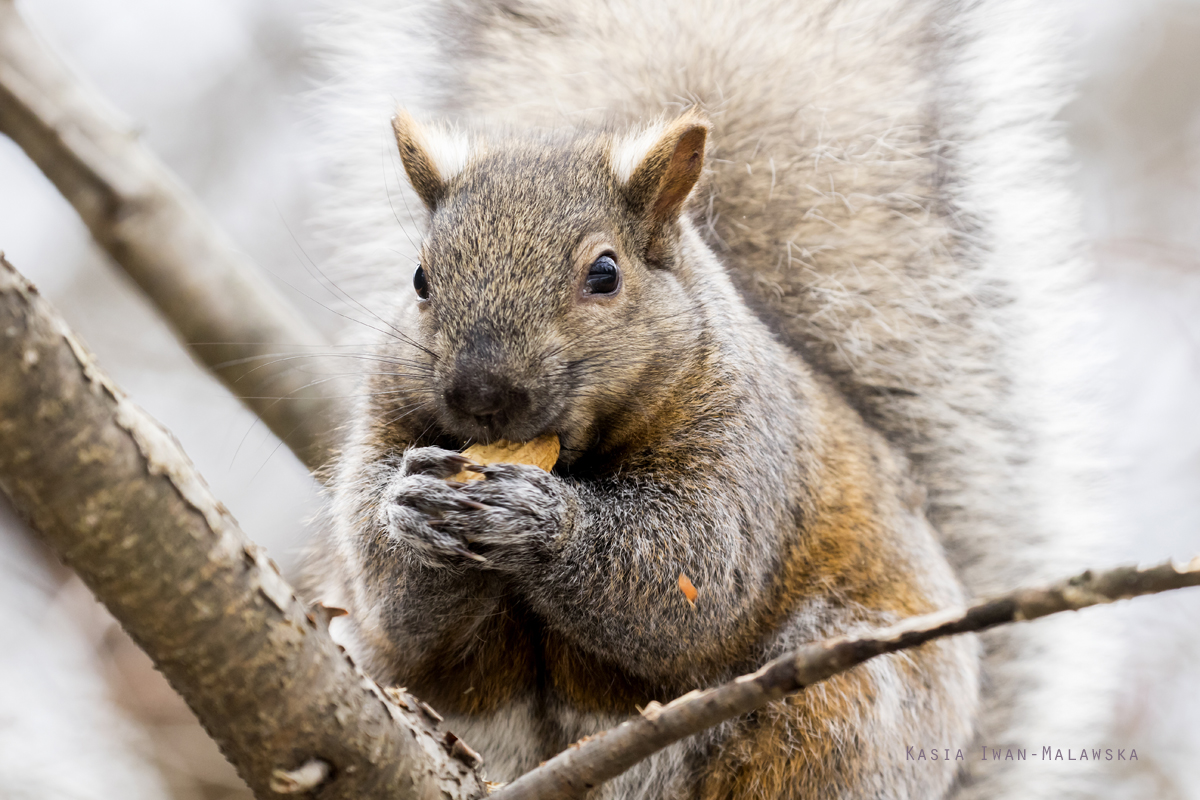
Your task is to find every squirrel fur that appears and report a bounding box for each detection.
[309,0,1121,797]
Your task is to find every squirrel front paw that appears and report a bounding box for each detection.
[379,447,568,569]
[378,446,491,567]
[448,462,569,569]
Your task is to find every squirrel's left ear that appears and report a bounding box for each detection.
[610,110,709,255]
[392,110,471,213]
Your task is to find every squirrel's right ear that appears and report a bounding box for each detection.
[391,110,471,213]
[610,111,709,254]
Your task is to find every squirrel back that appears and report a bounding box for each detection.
[312,0,1122,796]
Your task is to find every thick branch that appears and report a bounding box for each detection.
[0,0,345,472]
[492,557,1200,800]
[0,254,484,800]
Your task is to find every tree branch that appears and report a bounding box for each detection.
[0,254,484,800]
[490,557,1200,800]
[0,0,346,472]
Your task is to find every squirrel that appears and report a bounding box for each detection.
[320,109,979,796]
[310,0,1120,797]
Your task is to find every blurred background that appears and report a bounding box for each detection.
[0,0,1196,797]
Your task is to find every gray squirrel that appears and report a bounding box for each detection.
[310,0,1120,797]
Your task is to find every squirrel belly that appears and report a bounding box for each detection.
[309,0,1118,797]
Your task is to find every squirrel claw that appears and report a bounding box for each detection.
[457,499,491,512]
[400,447,479,479]
[443,454,477,470]
[455,546,488,564]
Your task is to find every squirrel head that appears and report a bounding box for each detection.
[388,110,710,455]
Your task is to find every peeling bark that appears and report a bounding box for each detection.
[0,255,486,800]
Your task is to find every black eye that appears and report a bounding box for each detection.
[413,265,429,300]
[584,255,620,296]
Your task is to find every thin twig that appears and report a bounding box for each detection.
[490,557,1200,800]
[0,0,347,472]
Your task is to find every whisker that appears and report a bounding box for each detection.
[278,206,430,356]
[384,143,424,257]
[380,399,437,431]
[212,351,433,372]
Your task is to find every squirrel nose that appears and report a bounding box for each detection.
[445,371,531,426]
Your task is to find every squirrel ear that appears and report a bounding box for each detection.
[391,110,471,213]
[612,111,709,234]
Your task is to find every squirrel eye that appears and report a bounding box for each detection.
[584,254,620,296]
[413,264,429,300]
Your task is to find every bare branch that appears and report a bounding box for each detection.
[0,0,347,472]
[0,254,484,800]
[492,558,1200,800]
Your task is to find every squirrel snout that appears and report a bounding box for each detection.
[444,369,533,432]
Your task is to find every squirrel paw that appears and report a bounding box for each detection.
[441,462,568,570]
[378,447,492,567]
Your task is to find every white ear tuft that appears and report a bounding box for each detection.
[392,110,472,212]
[609,121,671,184]
[421,123,471,182]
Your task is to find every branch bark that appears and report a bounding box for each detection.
[0,254,485,800]
[0,0,345,472]
[491,557,1200,800]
